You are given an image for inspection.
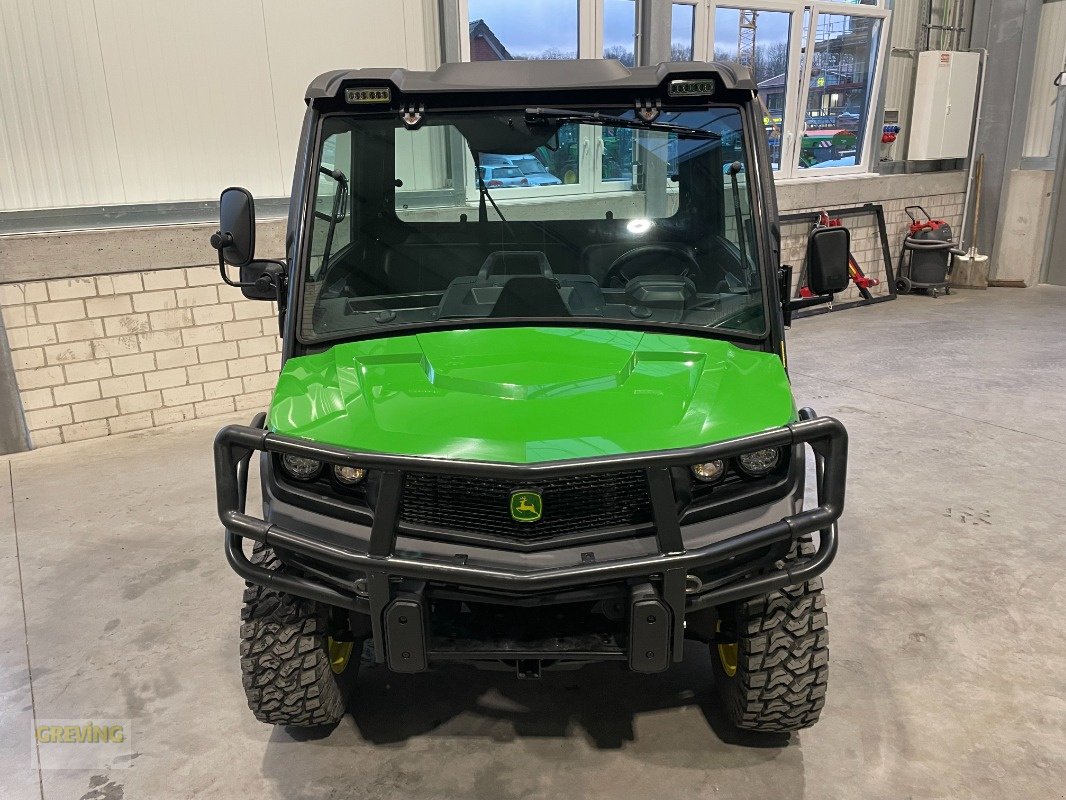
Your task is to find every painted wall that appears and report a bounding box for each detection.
[0,0,438,212]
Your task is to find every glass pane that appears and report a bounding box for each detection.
[533,124,581,185]
[722,157,753,261]
[600,124,635,184]
[468,0,578,61]
[602,1,637,187]
[301,108,769,341]
[670,3,695,61]
[713,8,792,171]
[603,0,636,66]
[798,13,882,170]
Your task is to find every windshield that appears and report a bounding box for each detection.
[301,105,764,343]
[514,159,547,175]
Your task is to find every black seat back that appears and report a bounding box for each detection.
[489,277,571,317]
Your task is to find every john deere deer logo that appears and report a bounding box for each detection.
[510,490,543,522]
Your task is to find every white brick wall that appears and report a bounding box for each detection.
[1,266,280,448]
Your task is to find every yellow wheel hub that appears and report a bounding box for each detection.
[327,637,354,675]
[717,642,738,677]
[716,620,738,678]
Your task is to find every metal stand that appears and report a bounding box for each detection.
[781,203,897,318]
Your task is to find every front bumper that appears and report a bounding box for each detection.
[214,409,846,671]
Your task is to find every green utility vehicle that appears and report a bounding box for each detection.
[211,59,850,735]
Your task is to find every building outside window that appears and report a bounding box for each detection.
[468,0,579,60]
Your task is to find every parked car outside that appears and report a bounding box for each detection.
[484,153,564,186]
[475,164,529,188]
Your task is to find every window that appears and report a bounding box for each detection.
[671,4,696,61]
[468,0,578,60]
[796,11,883,171]
[458,1,889,179]
[676,1,889,177]
[713,7,795,170]
[603,0,636,65]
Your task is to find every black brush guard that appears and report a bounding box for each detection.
[214,409,846,672]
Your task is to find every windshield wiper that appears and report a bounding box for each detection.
[525,107,721,140]
[470,148,507,223]
[315,166,348,276]
[726,160,751,287]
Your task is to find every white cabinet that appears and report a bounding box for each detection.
[908,51,981,160]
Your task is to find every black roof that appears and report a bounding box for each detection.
[305,60,754,103]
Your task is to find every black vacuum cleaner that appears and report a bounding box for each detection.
[895,206,963,298]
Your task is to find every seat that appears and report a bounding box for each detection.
[488,277,571,317]
[381,244,485,292]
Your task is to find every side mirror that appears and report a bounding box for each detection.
[213,187,256,267]
[210,187,285,302]
[781,226,853,327]
[239,261,284,301]
[806,226,850,296]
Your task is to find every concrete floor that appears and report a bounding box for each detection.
[2,287,1065,800]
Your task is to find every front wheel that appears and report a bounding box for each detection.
[239,544,358,727]
[712,536,829,732]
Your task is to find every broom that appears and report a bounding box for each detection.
[951,153,990,289]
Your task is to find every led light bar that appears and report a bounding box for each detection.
[668,79,717,98]
[345,87,392,104]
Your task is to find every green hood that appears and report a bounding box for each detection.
[268,327,795,463]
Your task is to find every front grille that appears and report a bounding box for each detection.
[398,470,654,543]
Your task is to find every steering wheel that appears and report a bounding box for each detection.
[604,245,702,289]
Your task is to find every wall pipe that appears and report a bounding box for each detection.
[958,47,989,252]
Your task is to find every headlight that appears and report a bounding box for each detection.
[332,465,366,485]
[737,448,780,477]
[280,454,322,481]
[691,459,726,482]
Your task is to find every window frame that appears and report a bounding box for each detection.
[669,1,709,61]
[299,105,774,346]
[704,0,888,178]
[704,0,806,174]
[787,1,890,178]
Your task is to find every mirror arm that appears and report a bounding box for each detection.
[212,232,285,295]
[212,231,249,289]
[272,262,289,336]
[784,294,835,330]
[779,265,792,326]
[786,294,834,312]
[780,265,834,327]
[216,245,246,289]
